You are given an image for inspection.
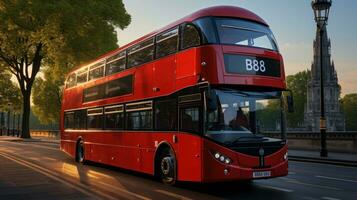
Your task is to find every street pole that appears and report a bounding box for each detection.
[312,0,331,158]
[17,114,20,137]
[0,112,3,136]
[12,112,16,136]
[319,27,327,157]
[7,110,10,136]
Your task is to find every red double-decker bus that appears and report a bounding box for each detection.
[61,6,290,184]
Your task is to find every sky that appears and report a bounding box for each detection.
[116,0,357,96]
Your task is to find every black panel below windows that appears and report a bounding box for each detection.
[228,139,284,156]
[83,75,133,102]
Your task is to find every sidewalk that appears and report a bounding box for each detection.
[289,149,357,167]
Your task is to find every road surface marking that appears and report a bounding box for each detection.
[88,169,114,179]
[321,197,341,200]
[155,189,193,199]
[281,177,342,191]
[315,175,357,183]
[257,185,293,193]
[1,141,59,151]
[0,152,117,200]
[96,181,152,200]
[43,157,57,161]
[301,197,319,200]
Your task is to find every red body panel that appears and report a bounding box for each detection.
[60,6,288,183]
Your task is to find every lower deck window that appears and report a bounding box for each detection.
[127,111,152,130]
[105,113,124,129]
[180,107,200,133]
[88,115,103,129]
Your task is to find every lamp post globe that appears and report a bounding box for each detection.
[312,0,332,27]
[311,0,331,157]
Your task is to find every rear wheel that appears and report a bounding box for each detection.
[158,148,176,185]
[76,140,85,164]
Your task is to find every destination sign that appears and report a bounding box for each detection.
[224,54,281,77]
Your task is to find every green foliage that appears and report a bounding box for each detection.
[0,0,131,134]
[341,94,357,131]
[286,70,311,127]
[32,72,62,124]
[256,100,281,131]
[0,70,21,112]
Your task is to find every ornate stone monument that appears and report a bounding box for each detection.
[304,23,345,132]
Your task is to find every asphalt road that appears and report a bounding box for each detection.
[0,140,356,200]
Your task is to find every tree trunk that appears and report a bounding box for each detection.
[21,92,31,138]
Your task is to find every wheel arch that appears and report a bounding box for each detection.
[153,141,177,177]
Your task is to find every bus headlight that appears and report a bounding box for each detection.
[215,153,221,159]
[284,152,288,160]
[225,158,231,164]
[213,151,232,164]
[219,155,225,162]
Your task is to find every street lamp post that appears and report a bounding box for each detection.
[7,103,11,136]
[312,0,331,157]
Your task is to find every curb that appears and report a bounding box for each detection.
[289,156,357,167]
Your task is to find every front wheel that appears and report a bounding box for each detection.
[158,149,176,185]
[76,140,85,164]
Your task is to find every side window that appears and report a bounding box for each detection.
[104,105,124,130]
[89,61,105,81]
[181,24,200,50]
[127,38,154,68]
[66,73,76,88]
[87,108,103,129]
[105,75,133,98]
[126,101,153,130]
[180,107,200,134]
[155,99,177,131]
[83,84,105,102]
[76,67,88,84]
[74,110,87,130]
[64,112,75,129]
[106,51,126,75]
[156,28,178,58]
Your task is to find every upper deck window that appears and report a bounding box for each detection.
[127,38,154,68]
[156,28,178,58]
[77,67,88,84]
[215,18,278,51]
[181,24,200,50]
[89,61,105,81]
[106,51,126,75]
[66,73,76,88]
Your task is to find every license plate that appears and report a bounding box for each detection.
[253,171,271,178]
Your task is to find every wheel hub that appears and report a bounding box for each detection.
[161,157,172,175]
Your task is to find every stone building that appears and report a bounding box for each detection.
[304,25,345,132]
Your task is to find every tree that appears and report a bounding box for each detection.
[32,71,61,125]
[0,0,130,138]
[341,94,357,131]
[286,70,311,127]
[0,70,22,112]
[0,70,22,132]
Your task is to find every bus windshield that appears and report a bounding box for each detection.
[205,88,283,144]
[215,18,279,51]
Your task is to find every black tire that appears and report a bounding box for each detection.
[76,140,85,164]
[158,148,177,185]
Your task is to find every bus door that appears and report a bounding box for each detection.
[177,93,203,181]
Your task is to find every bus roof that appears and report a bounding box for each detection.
[68,6,267,74]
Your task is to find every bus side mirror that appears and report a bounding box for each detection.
[206,90,218,112]
[286,94,294,113]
